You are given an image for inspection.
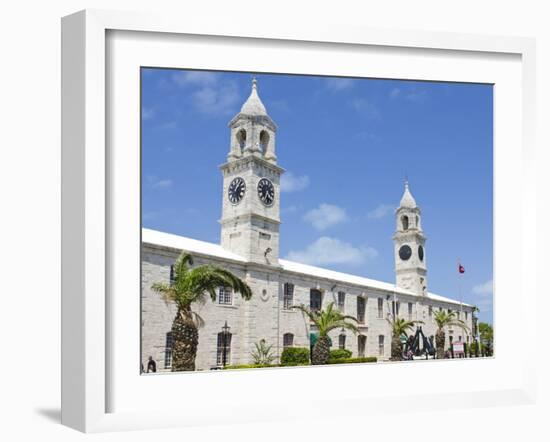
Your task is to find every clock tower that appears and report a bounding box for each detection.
[393,181,427,295]
[220,78,283,265]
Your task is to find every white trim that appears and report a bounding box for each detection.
[61,9,537,433]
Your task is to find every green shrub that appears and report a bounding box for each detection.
[223,364,276,370]
[280,347,310,366]
[327,357,377,365]
[329,348,353,360]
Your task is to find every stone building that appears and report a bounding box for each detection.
[141,79,475,371]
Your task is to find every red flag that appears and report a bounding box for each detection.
[458,264,465,274]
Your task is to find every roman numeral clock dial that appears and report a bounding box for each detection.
[257,178,275,206]
[228,177,246,204]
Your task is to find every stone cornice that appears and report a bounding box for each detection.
[219,213,281,226]
[219,155,285,175]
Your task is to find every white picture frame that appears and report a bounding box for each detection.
[61,9,538,433]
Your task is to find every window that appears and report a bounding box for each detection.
[218,286,233,305]
[283,333,294,348]
[337,291,346,311]
[377,298,383,318]
[310,289,322,312]
[236,129,246,151]
[429,305,433,317]
[378,335,385,356]
[392,300,400,317]
[448,308,452,314]
[169,264,176,285]
[216,331,232,366]
[339,334,346,349]
[358,335,366,357]
[164,332,173,369]
[465,311,469,321]
[402,215,409,230]
[283,283,294,309]
[357,297,366,324]
[259,130,270,154]
[408,302,413,320]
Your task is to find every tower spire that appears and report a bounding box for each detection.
[239,76,267,116]
[399,179,417,209]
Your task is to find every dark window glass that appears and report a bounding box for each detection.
[283,283,294,310]
[310,289,322,312]
[218,286,233,305]
[216,332,232,366]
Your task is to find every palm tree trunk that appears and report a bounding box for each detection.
[171,309,199,371]
[435,329,446,359]
[312,336,331,365]
[390,334,403,361]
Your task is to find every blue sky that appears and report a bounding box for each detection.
[141,68,493,324]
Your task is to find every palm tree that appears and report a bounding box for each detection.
[433,310,469,359]
[292,302,359,365]
[151,251,252,371]
[386,317,424,360]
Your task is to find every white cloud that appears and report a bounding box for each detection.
[146,176,173,190]
[368,203,394,219]
[280,172,310,193]
[325,78,355,91]
[303,204,348,231]
[172,71,218,87]
[351,98,380,119]
[158,121,177,130]
[406,89,428,102]
[142,107,155,120]
[286,237,378,267]
[473,279,493,296]
[389,88,401,99]
[191,82,240,115]
[152,179,173,189]
[172,71,240,116]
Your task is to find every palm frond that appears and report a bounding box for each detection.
[183,266,252,303]
[151,282,177,305]
[173,252,193,280]
[291,304,317,323]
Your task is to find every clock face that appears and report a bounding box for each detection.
[257,178,275,206]
[228,177,246,204]
[399,245,412,261]
[418,245,424,261]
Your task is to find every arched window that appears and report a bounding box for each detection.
[401,215,409,230]
[283,333,294,348]
[259,130,270,154]
[236,129,246,151]
[216,331,232,366]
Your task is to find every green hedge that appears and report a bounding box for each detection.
[224,364,276,370]
[329,348,352,360]
[280,347,310,366]
[327,357,377,365]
